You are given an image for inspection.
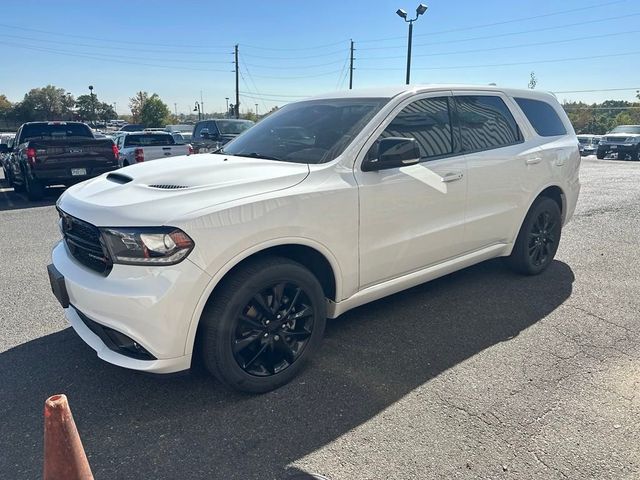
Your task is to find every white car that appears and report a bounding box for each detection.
[48,85,580,392]
[115,131,192,166]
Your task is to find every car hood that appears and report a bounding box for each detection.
[57,153,310,226]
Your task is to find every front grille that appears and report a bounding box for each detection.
[58,209,112,275]
[606,136,627,143]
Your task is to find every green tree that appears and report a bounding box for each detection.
[20,85,74,120]
[129,91,149,123]
[139,94,170,127]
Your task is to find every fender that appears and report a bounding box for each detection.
[505,182,566,256]
[182,236,344,356]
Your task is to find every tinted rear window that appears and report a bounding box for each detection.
[21,123,93,141]
[124,134,175,147]
[515,98,567,137]
[456,96,522,151]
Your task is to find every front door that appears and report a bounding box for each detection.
[354,93,468,289]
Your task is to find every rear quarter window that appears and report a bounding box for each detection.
[514,98,567,137]
[124,134,175,147]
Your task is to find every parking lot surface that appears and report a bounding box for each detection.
[0,157,638,479]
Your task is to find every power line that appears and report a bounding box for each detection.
[243,58,347,70]
[240,49,347,60]
[239,69,345,80]
[239,61,269,114]
[0,23,232,50]
[554,88,640,94]
[357,29,640,60]
[0,41,233,72]
[356,0,627,44]
[357,51,640,71]
[357,13,640,52]
[240,39,349,52]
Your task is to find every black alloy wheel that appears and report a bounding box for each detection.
[527,210,559,268]
[199,256,326,393]
[232,282,315,376]
[505,196,562,275]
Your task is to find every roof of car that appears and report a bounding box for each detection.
[309,84,558,101]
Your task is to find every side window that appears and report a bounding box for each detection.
[514,97,567,137]
[456,95,522,152]
[379,97,453,160]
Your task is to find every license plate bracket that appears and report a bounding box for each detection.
[71,168,87,176]
[47,264,69,308]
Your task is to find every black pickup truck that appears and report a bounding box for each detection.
[0,121,119,200]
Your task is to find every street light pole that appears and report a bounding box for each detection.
[193,102,202,121]
[88,85,95,123]
[396,4,428,85]
[225,97,229,118]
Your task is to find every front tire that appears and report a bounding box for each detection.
[198,256,327,393]
[596,149,605,160]
[505,197,562,276]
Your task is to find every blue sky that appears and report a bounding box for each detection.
[0,0,638,115]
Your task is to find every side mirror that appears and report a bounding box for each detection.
[200,128,210,139]
[362,137,421,172]
[0,144,10,154]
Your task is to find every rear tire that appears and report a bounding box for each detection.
[198,256,327,393]
[631,147,640,161]
[25,175,45,201]
[505,197,562,276]
[596,150,605,160]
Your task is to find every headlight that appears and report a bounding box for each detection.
[100,227,194,265]
[625,137,640,143]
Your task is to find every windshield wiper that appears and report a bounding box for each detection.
[235,152,283,161]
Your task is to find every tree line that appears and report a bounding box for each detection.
[2,84,640,133]
[0,85,176,129]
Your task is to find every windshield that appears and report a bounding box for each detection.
[21,123,93,141]
[609,125,640,134]
[222,98,387,164]
[217,120,254,135]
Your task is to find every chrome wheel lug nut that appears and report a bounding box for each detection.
[264,333,269,338]
[274,335,280,341]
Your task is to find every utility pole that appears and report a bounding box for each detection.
[349,39,354,90]
[174,103,178,117]
[234,44,240,119]
[255,103,258,117]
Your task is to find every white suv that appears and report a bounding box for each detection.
[48,85,580,392]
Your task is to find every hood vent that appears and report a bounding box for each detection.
[106,173,133,184]
[147,184,189,190]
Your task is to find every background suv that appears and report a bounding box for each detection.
[49,85,580,393]
[597,125,640,160]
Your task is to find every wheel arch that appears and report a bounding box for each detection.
[184,238,342,358]
[506,184,566,255]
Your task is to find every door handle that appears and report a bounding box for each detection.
[441,171,464,182]
[526,157,543,165]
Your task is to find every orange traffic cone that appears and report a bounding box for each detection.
[43,394,94,480]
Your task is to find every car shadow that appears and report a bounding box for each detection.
[0,181,64,211]
[0,259,574,479]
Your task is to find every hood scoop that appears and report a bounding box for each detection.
[106,173,133,184]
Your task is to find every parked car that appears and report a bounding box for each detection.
[115,131,192,166]
[165,124,193,142]
[48,85,580,393]
[1,121,119,200]
[119,124,145,132]
[577,134,601,156]
[597,125,640,160]
[191,119,254,153]
[0,132,16,179]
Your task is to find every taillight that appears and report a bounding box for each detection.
[134,148,144,163]
[188,145,193,155]
[26,147,37,167]
[112,144,119,160]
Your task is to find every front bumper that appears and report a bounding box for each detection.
[51,240,211,374]
[597,144,639,155]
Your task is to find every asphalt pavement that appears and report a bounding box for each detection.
[0,157,638,479]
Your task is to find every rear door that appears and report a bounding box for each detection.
[453,91,540,252]
[354,92,469,288]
